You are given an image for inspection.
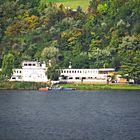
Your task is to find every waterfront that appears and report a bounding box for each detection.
[0,90,140,140]
[1,81,140,90]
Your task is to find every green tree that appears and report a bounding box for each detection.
[46,65,60,81]
[72,53,90,68]
[41,46,59,64]
[2,53,15,79]
[119,35,140,81]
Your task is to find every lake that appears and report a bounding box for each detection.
[0,90,140,140]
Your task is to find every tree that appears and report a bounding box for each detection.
[46,65,60,81]
[97,3,108,15]
[2,53,15,79]
[72,53,90,68]
[19,0,40,8]
[0,0,140,82]
[41,46,59,65]
[119,35,140,81]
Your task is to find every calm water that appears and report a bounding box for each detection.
[0,90,140,140]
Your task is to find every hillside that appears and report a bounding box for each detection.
[0,0,140,82]
[40,0,91,10]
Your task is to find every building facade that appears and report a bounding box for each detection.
[10,61,121,83]
[10,61,48,82]
[59,68,117,83]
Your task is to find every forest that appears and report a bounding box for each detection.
[0,0,140,82]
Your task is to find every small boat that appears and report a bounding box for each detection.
[62,87,76,91]
[39,87,76,91]
[38,87,49,91]
[48,87,62,90]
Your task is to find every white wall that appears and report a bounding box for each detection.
[22,68,48,82]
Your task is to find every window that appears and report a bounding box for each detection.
[75,77,80,79]
[62,76,67,80]
[29,64,32,66]
[24,64,27,66]
[82,77,86,79]
[33,64,35,66]
[12,77,16,79]
[69,77,73,79]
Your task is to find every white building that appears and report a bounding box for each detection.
[59,68,115,83]
[10,60,118,83]
[10,61,48,82]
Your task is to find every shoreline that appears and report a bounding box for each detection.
[0,81,140,90]
[0,81,47,90]
[58,83,140,90]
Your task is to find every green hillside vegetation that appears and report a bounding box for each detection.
[40,0,90,10]
[0,0,140,83]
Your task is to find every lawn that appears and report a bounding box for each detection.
[40,0,91,11]
[58,83,140,90]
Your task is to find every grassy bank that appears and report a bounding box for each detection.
[41,0,90,10]
[0,81,140,90]
[58,83,140,90]
[0,81,47,90]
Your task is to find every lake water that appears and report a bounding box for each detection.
[0,90,140,140]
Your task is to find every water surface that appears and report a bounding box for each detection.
[0,90,140,140]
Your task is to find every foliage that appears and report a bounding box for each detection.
[41,46,59,64]
[46,65,60,80]
[0,0,140,81]
[2,53,15,79]
[0,81,47,89]
[118,35,140,81]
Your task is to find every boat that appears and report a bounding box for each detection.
[39,87,76,91]
[38,87,49,91]
[48,87,62,90]
[62,87,76,91]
